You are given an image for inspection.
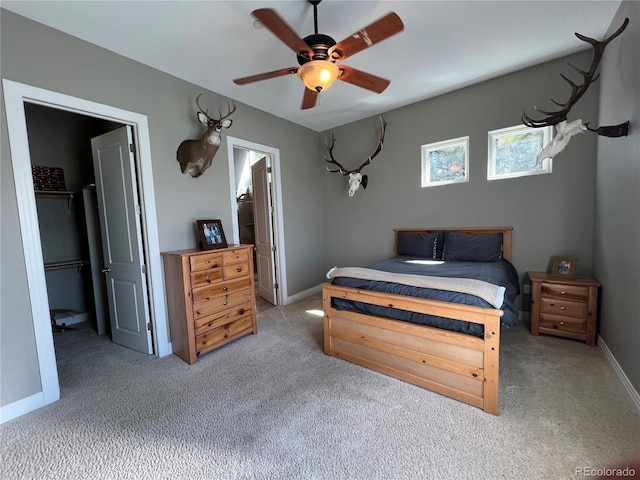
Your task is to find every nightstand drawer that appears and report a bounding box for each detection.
[540,297,587,318]
[540,283,588,302]
[539,313,586,334]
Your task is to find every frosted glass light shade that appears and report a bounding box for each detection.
[297,60,339,92]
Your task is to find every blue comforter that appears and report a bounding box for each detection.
[330,256,520,336]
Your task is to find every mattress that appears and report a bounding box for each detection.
[330,256,520,336]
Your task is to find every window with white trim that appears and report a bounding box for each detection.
[487,124,553,180]
[421,136,469,187]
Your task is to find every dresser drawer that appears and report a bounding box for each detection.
[540,283,588,302]
[190,253,223,272]
[191,268,223,288]
[194,302,253,336]
[193,288,252,319]
[539,313,586,335]
[223,248,249,265]
[196,315,254,352]
[540,297,587,318]
[223,262,250,280]
[192,277,251,303]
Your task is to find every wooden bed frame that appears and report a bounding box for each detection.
[322,227,513,415]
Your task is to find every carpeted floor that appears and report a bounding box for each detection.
[1,293,639,480]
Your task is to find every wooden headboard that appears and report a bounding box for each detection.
[393,227,513,261]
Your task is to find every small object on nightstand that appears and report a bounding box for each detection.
[528,271,600,346]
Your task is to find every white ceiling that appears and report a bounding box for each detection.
[2,1,623,132]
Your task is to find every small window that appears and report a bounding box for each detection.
[421,136,469,187]
[488,125,553,180]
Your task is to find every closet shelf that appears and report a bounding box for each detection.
[44,260,88,272]
[35,190,75,212]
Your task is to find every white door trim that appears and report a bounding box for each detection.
[2,80,170,420]
[226,136,287,305]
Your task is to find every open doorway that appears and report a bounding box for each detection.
[226,137,287,306]
[25,103,120,339]
[3,80,169,415]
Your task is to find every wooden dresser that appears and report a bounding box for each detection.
[162,245,257,364]
[528,271,600,346]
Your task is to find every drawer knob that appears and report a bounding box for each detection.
[560,306,565,310]
[560,321,564,325]
[223,287,228,291]
[223,301,228,305]
[560,291,566,295]
[237,268,242,273]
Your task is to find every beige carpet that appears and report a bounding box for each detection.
[1,293,639,480]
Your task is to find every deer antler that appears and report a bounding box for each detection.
[522,18,629,128]
[195,94,236,122]
[324,116,387,174]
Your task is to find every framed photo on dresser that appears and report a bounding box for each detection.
[196,219,227,250]
[551,256,577,278]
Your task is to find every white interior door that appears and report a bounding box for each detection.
[251,157,277,305]
[91,126,152,354]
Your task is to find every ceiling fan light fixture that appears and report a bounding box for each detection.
[297,60,339,92]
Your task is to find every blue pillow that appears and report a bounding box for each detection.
[443,231,503,262]
[397,232,440,258]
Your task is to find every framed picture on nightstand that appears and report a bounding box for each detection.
[550,256,577,278]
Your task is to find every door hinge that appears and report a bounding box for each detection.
[141,264,147,274]
[147,323,152,331]
[135,204,141,215]
[130,143,135,153]
[267,167,272,173]
[271,245,276,252]
[274,283,279,290]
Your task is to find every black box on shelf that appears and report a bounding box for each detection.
[32,165,66,191]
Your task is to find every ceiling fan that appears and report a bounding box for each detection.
[232,0,404,110]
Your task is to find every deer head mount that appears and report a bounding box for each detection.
[523,18,630,164]
[325,116,386,197]
[176,94,236,178]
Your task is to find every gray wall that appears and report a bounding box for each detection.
[321,51,600,291]
[1,10,326,408]
[594,1,640,392]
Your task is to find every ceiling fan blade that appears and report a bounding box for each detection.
[233,67,298,85]
[337,65,390,93]
[329,12,404,61]
[252,8,314,57]
[301,88,319,110]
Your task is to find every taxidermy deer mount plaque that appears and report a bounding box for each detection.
[522,18,630,165]
[177,94,236,178]
[325,116,386,197]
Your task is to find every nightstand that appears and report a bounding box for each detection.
[528,271,600,346]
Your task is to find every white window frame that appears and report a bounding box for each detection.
[421,136,469,187]
[487,124,553,180]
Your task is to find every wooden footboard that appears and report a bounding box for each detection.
[322,283,503,415]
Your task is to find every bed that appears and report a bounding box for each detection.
[322,227,518,415]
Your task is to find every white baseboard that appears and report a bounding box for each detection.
[598,335,640,412]
[283,284,322,305]
[0,392,45,424]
